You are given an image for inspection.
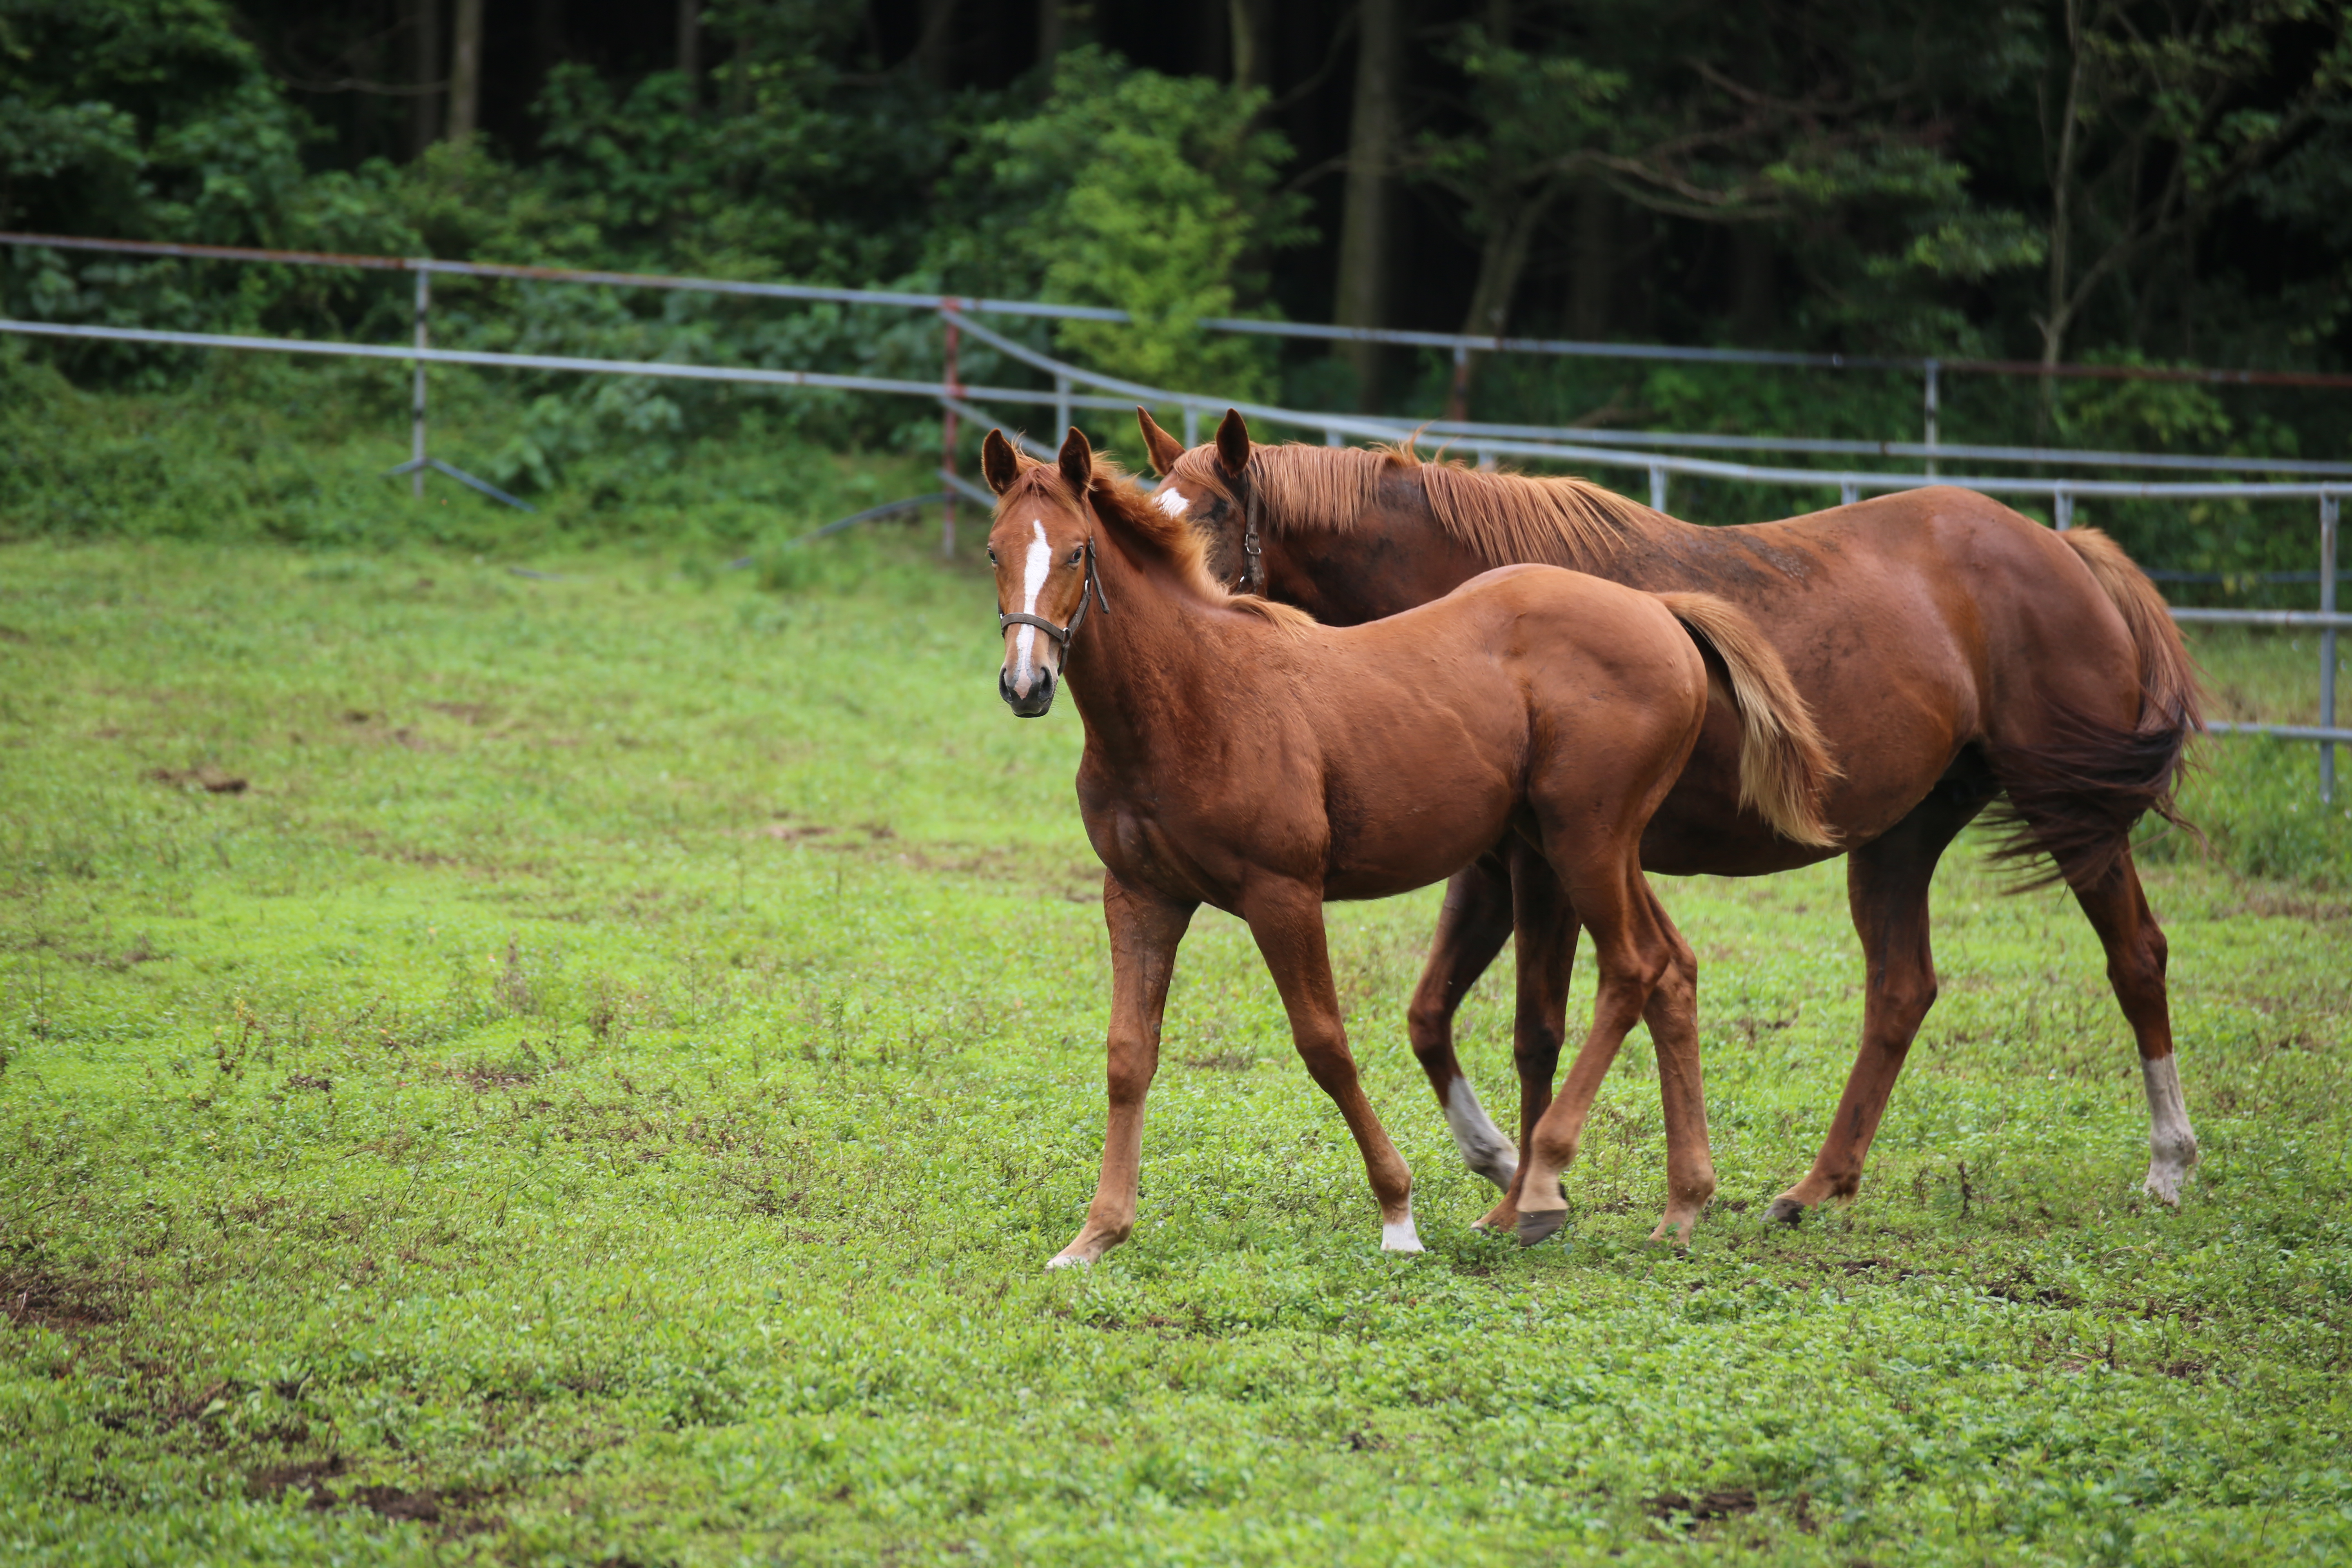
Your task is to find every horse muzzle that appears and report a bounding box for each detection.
[1000,664,1057,717]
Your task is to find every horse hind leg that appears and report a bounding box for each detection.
[1771,778,1980,1225]
[1640,883,1713,1246]
[2069,850,2195,1202]
[1514,859,1675,1248]
[1404,855,1519,1193]
[1471,844,1580,1234]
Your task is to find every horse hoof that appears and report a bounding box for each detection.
[1763,1198,1806,1228]
[1045,1252,1094,1270]
[1517,1209,1566,1248]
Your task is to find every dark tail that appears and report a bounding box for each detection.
[1985,528,2205,888]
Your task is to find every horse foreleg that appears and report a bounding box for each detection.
[1769,790,1972,1225]
[1244,876,1421,1253]
[1405,855,1518,1192]
[1472,848,1579,1232]
[1640,883,1713,1247]
[2068,851,2195,1203]
[1516,862,1675,1248]
[1049,873,1195,1269]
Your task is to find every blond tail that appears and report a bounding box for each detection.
[1655,591,1841,849]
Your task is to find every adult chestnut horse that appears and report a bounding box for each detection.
[1136,408,2204,1225]
[981,426,1835,1261]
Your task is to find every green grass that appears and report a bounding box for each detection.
[2,528,2349,1566]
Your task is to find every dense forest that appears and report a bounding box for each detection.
[3,0,2349,516]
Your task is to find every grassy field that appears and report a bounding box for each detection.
[2,525,2348,1566]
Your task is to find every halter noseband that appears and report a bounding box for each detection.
[998,534,1111,650]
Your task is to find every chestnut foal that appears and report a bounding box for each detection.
[982,428,1835,1262]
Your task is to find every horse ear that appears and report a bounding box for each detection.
[1136,408,1185,475]
[981,429,1021,496]
[1214,408,1252,482]
[1057,426,1092,498]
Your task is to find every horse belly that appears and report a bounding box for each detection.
[1319,762,1517,900]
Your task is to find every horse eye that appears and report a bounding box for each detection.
[1067,548,1083,564]
[986,549,998,564]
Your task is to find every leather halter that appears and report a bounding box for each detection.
[1238,487,1265,597]
[998,534,1111,650]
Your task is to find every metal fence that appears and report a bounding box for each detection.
[1,231,2343,800]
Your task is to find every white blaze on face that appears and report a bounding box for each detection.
[1009,518,1052,694]
[1152,486,1190,519]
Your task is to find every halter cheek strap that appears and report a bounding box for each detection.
[1240,488,1265,597]
[998,535,1111,650]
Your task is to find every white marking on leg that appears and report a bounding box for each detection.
[1381,1212,1424,1253]
[1045,1252,1090,1270]
[2141,1054,2197,1205]
[1010,518,1051,694]
[1445,1076,1518,1191]
[1152,486,1190,518]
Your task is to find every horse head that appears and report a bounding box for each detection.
[1137,407,1259,594]
[982,425,1105,718]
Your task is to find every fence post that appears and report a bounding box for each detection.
[1053,370,1070,443]
[1446,342,1472,423]
[1840,480,1860,506]
[940,301,961,559]
[410,268,430,499]
[1649,466,1668,513]
[2324,492,2340,804]
[1182,402,1198,448]
[1326,429,1344,448]
[1923,358,1939,479]
[2054,487,2072,531]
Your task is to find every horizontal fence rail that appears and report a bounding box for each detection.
[2,247,2342,800]
[12,229,2352,387]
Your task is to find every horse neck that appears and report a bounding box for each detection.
[1328,474,1702,605]
[1061,522,1253,769]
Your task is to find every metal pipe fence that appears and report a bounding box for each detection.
[2,236,2345,797]
[15,228,2352,472]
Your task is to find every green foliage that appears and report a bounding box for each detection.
[952,47,1308,400]
[0,346,933,550]
[0,540,2348,1562]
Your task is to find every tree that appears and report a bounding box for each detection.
[2035,0,2352,368]
[1332,0,1403,408]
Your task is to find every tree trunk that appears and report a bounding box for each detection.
[917,0,961,89]
[1731,223,1775,342]
[1448,181,1555,417]
[1228,0,1271,90]
[1038,0,1063,68]
[1334,0,1403,411]
[1569,178,1614,339]
[726,21,753,118]
[408,0,442,158]
[534,0,564,80]
[676,0,702,97]
[446,0,484,146]
[2040,0,2095,373]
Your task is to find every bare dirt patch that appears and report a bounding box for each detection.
[1646,1487,1759,1523]
[248,1455,491,1528]
[146,765,247,794]
[0,1266,127,1331]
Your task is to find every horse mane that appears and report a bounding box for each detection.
[998,452,1316,637]
[1183,440,1669,570]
